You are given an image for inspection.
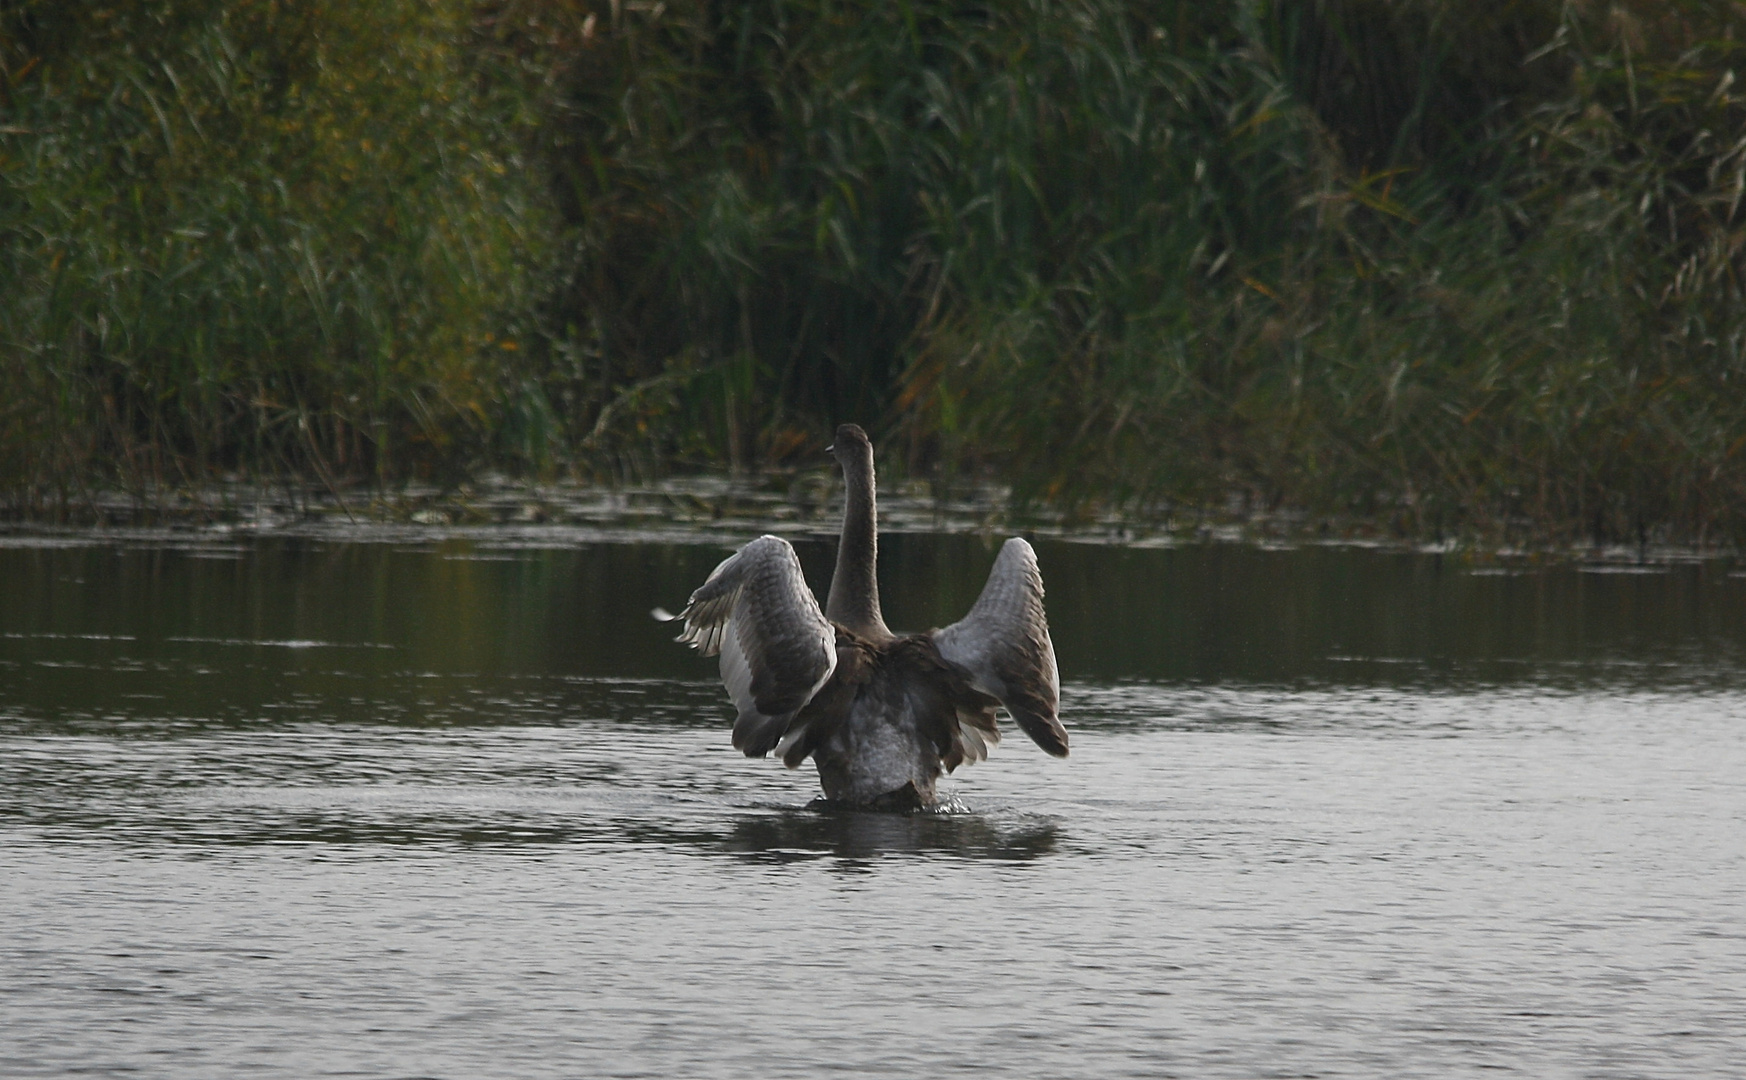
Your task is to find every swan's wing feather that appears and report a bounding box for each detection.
[931,537,1067,757]
[674,535,837,757]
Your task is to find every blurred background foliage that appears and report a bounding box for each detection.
[3,0,1745,542]
[0,0,549,508]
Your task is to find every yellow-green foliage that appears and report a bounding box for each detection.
[0,0,549,503]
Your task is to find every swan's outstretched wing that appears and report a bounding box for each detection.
[931,537,1068,757]
[670,535,837,757]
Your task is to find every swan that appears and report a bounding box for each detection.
[663,424,1067,809]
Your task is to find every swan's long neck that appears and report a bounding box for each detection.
[826,446,890,639]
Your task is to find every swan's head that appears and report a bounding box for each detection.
[828,424,873,470]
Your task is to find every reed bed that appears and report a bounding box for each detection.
[4,1,1744,543]
[0,0,550,513]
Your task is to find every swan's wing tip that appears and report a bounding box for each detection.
[651,606,677,623]
[1028,721,1069,757]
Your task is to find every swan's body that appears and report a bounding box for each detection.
[667,424,1066,808]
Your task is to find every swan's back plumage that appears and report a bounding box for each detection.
[786,630,1004,804]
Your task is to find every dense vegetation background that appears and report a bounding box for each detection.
[3,1,1745,541]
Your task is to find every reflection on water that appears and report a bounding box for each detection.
[4,533,1746,688]
[3,534,1745,1078]
[722,807,1060,864]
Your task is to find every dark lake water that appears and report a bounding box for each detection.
[3,527,1745,1078]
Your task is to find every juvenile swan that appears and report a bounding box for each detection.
[663,424,1067,808]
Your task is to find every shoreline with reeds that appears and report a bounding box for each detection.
[5,3,1745,546]
[5,472,1738,569]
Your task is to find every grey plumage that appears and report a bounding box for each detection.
[671,535,837,757]
[932,537,1068,758]
[669,424,1066,806]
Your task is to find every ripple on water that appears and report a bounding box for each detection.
[4,538,1746,1078]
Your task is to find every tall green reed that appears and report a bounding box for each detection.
[531,0,1746,541]
[540,1,1295,476]
[0,0,550,513]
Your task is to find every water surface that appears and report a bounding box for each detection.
[3,535,1744,1077]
